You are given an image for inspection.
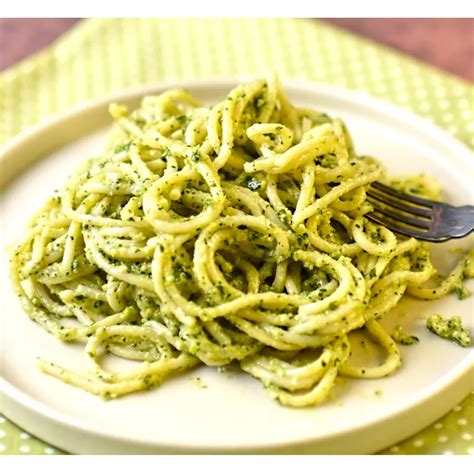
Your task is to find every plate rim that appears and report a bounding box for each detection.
[1,78,473,454]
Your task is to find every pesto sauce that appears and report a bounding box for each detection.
[391,326,419,345]
[426,315,471,348]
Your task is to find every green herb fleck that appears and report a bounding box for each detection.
[392,326,419,345]
[454,284,471,300]
[114,142,131,154]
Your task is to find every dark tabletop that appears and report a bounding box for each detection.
[0,18,473,81]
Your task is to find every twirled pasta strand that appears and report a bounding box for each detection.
[9,78,472,406]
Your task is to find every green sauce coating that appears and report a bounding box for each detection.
[392,326,419,345]
[426,315,471,348]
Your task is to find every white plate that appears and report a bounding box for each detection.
[1,79,473,454]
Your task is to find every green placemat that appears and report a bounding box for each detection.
[0,18,473,455]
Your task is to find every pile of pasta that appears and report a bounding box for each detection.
[10,78,473,407]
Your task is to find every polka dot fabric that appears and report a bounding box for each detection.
[383,397,474,455]
[0,18,472,455]
[0,416,62,455]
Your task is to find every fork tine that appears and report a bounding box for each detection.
[367,190,433,217]
[367,213,449,242]
[370,182,439,208]
[368,205,431,229]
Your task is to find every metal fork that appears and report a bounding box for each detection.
[366,182,474,242]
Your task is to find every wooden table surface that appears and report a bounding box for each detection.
[0,18,473,81]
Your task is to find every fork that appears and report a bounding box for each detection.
[366,182,474,242]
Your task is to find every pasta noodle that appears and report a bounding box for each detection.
[10,77,473,407]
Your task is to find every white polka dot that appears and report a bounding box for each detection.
[414,90,427,99]
[390,68,403,78]
[467,447,474,455]
[438,435,449,443]
[452,85,466,96]
[368,59,381,69]
[434,88,447,98]
[0,417,5,423]
[442,112,454,123]
[333,78,349,88]
[412,77,425,87]
[443,450,454,455]
[461,110,473,120]
[390,445,400,453]
[413,439,424,448]
[44,447,56,454]
[19,432,31,440]
[397,92,409,103]
[457,98,471,108]
[447,125,459,135]
[462,433,472,441]
[419,103,431,112]
[392,82,406,91]
[434,423,443,429]
[19,445,31,453]
[0,444,5,452]
[0,429,5,438]
[371,71,384,81]
[457,418,467,426]
[453,405,462,412]
[438,99,451,110]
[467,123,474,132]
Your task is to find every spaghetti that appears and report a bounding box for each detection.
[10,78,473,407]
